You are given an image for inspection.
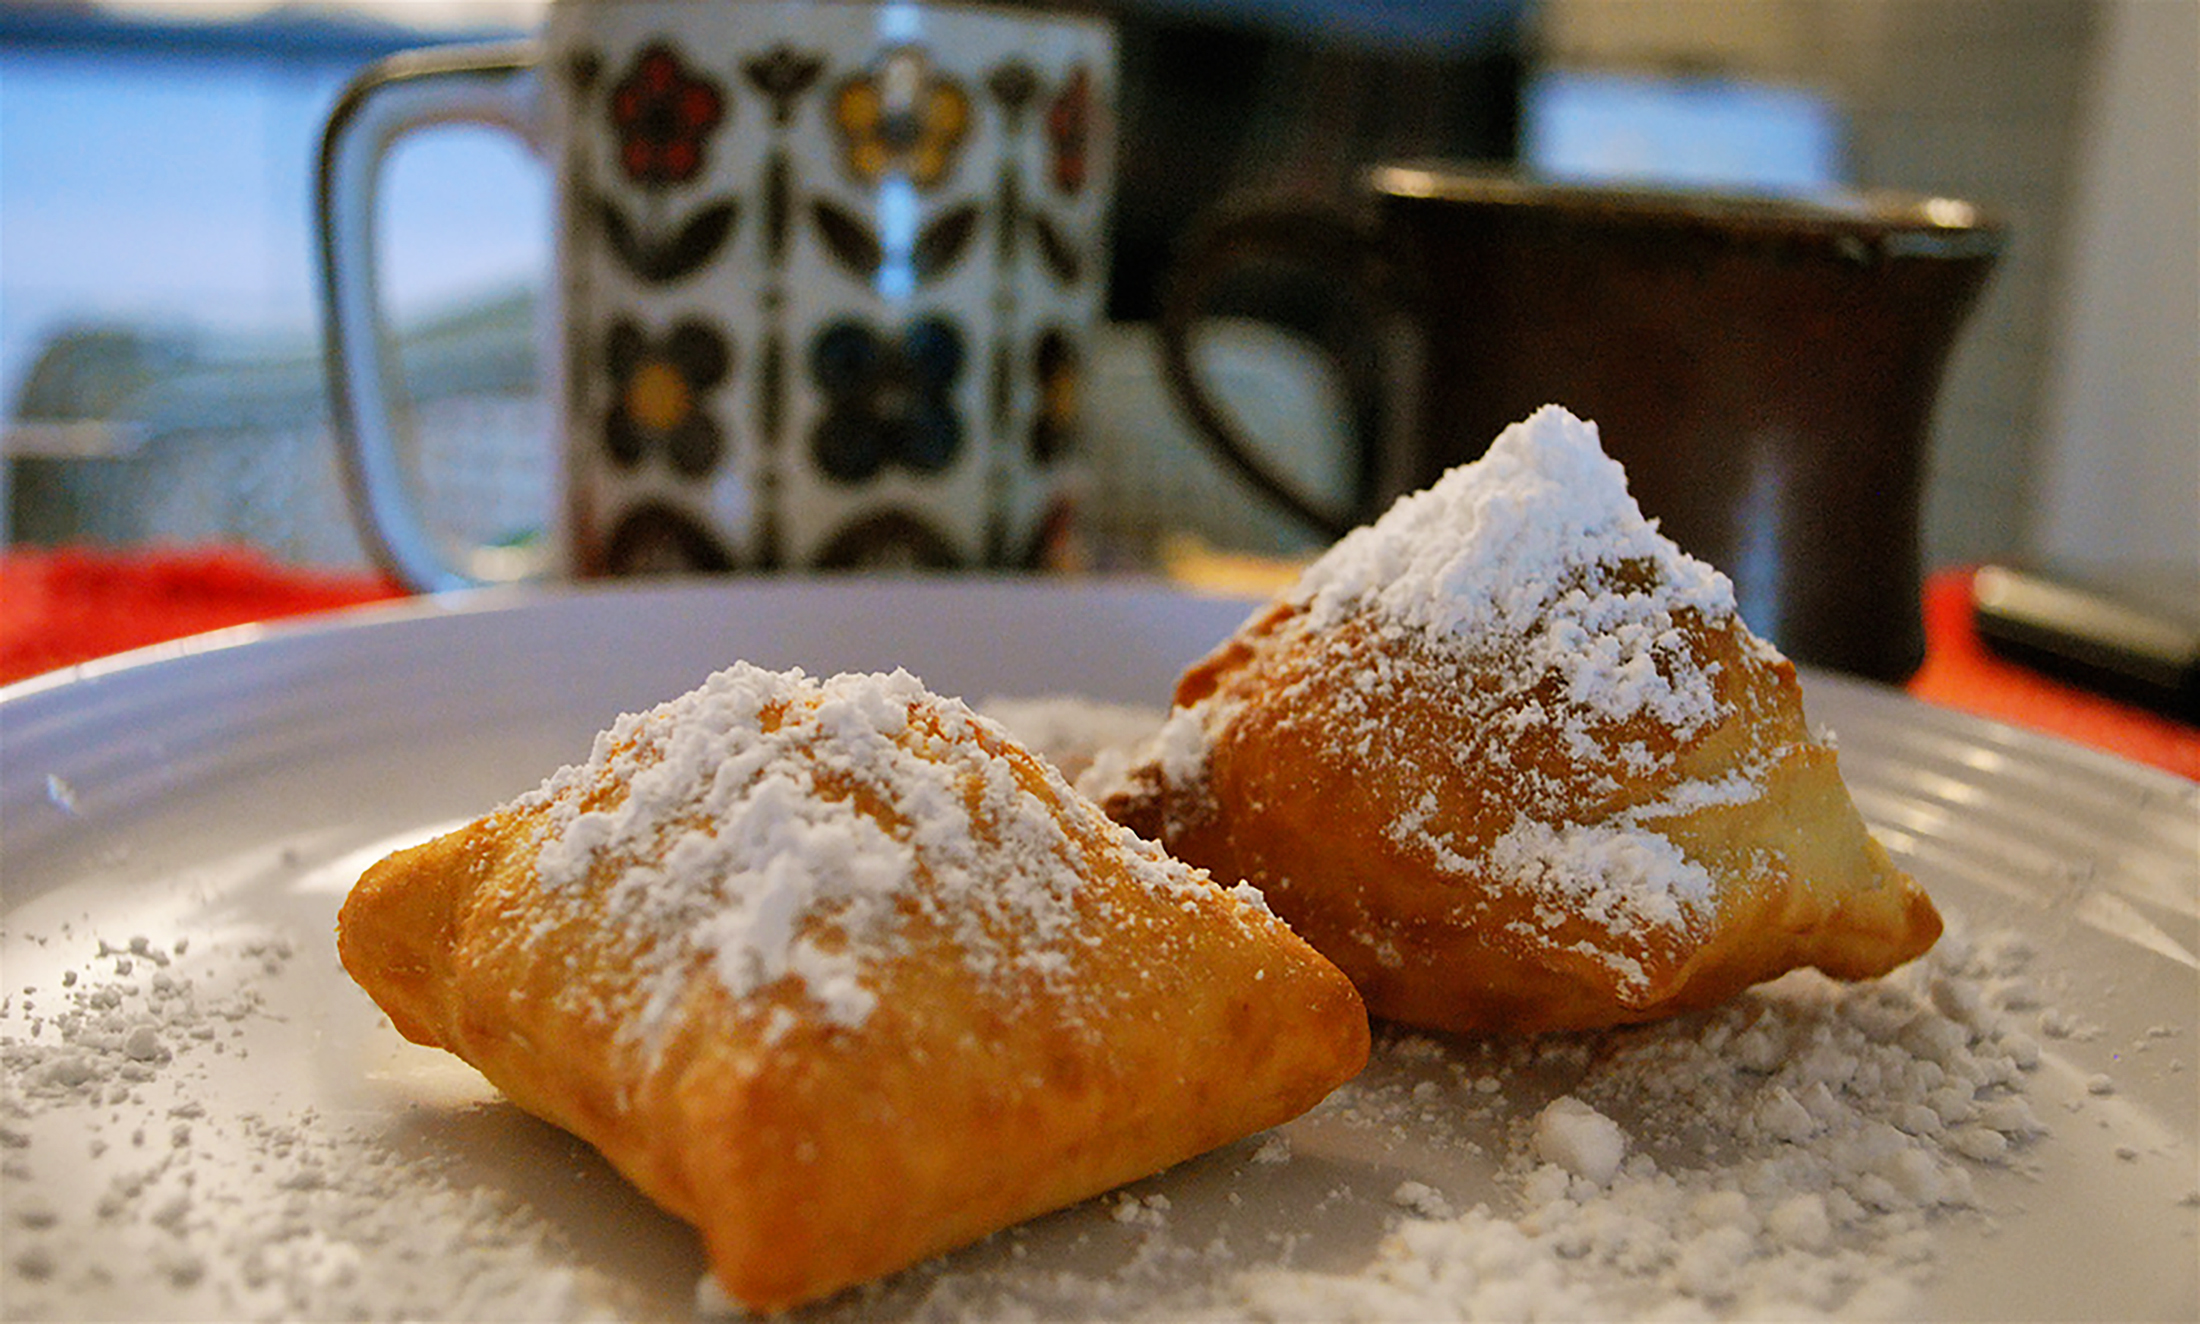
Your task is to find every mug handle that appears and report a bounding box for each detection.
[315,41,543,593]
[1154,201,1405,542]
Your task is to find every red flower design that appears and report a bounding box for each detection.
[609,42,727,187]
[1045,67,1093,195]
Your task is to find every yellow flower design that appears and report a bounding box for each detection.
[834,46,970,190]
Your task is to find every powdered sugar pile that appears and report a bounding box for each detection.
[518,663,1228,1045]
[1294,404,1741,734]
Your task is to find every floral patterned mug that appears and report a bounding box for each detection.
[319,0,1115,589]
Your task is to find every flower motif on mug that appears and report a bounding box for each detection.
[604,318,732,478]
[744,45,826,125]
[815,509,961,570]
[604,498,736,575]
[986,62,1038,123]
[1030,328,1080,464]
[609,42,727,187]
[809,317,965,483]
[1044,67,1093,195]
[832,46,970,190]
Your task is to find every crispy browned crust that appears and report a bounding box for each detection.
[1103,601,1941,1036]
[339,703,1368,1311]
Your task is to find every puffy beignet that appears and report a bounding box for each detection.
[1100,406,1939,1035]
[339,664,1367,1311]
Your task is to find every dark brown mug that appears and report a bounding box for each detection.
[1157,161,2003,682]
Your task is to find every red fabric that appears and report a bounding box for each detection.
[0,545,405,684]
[1907,565,2199,781]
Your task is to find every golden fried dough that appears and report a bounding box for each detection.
[1100,406,1940,1035]
[339,665,1367,1311]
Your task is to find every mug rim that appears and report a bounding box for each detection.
[1370,159,2004,254]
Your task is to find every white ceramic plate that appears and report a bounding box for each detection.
[3,579,2194,1321]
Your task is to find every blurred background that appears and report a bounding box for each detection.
[3,0,2193,589]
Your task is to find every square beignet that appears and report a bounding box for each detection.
[1098,406,1941,1036]
[338,664,1368,1311]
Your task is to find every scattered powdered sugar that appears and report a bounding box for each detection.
[0,928,639,1321]
[516,664,1214,1048]
[794,882,2155,1324]
[905,906,2097,1322]
[1292,404,1739,736]
[3,933,282,1112]
[5,896,2171,1323]
[1208,918,2059,1321]
[1529,1094,1629,1185]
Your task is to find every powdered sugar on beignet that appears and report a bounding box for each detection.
[516,665,1220,1043]
[1299,405,1747,733]
[1100,406,1940,1033]
[338,664,1366,1311]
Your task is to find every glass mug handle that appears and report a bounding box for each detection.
[1153,202,1409,542]
[316,42,543,593]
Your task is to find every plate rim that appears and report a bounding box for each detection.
[5,574,2191,797]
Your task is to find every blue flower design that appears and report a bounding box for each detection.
[808,317,965,483]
